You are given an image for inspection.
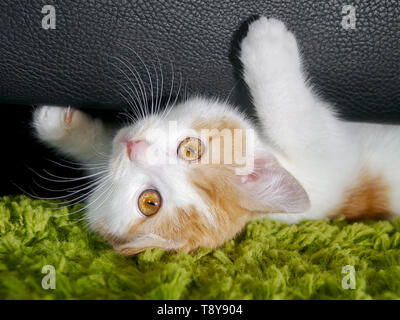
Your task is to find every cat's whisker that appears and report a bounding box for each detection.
[106,52,144,108]
[175,72,183,104]
[155,51,174,116]
[105,57,139,118]
[47,178,112,209]
[25,166,108,185]
[117,87,143,121]
[108,58,145,120]
[11,180,52,201]
[160,59,176,120]
[223,80,239,106]
[117,111,135,126]
[69,215,90,225]
[156,53,164,115]
[109,61,145,120]
[151,57,160,116]
[45,157,109,169]
[89,144,111,162]
[116,44,154,118]
[145,58,155,116]
[32,174,110,199]
[68,181,116,225]
[112,52,149,118]
[41,168,109,182]
[183,78,189,102]
[44,157,108,172]
[32,172,112,209]
[162,70,183,121]
[51,179,114,218]
[149,48,165,116]
[10,180,87,207]
[33,170,109,197]
[20,173,111,206]
[107,74,141,120]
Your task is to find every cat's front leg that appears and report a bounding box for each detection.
[33,106,111,163]
[240,17,341,159]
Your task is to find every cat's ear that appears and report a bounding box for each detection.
[113,234,185,256]
[234,153,310,213]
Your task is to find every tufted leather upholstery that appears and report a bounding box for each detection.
[1,0,400,122]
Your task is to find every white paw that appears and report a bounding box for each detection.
[33,105,84,141]
[240,17,300,79]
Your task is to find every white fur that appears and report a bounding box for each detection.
[33,17,400,251]
[241,17,400,223]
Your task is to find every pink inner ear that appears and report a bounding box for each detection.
[240,157,269,184]
[237,154,310,213]
[241,172,257,184]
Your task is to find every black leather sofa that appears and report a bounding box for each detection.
[1,0,400,194]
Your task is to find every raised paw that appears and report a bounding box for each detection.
[33,105,88,142]
[240,17,301,83]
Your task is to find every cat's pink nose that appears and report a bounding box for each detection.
[126,139,149,161]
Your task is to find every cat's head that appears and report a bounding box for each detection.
[87,97,309,255]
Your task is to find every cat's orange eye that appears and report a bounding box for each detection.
[138,189,162,216]
[177,137,204,162]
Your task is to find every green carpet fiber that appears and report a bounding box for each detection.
[1,195,400,299]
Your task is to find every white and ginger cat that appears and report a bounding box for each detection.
[33,18,400,255]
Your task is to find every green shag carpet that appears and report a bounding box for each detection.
[1,195,400,299]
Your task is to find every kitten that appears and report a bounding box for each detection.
[33,17,400,255]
